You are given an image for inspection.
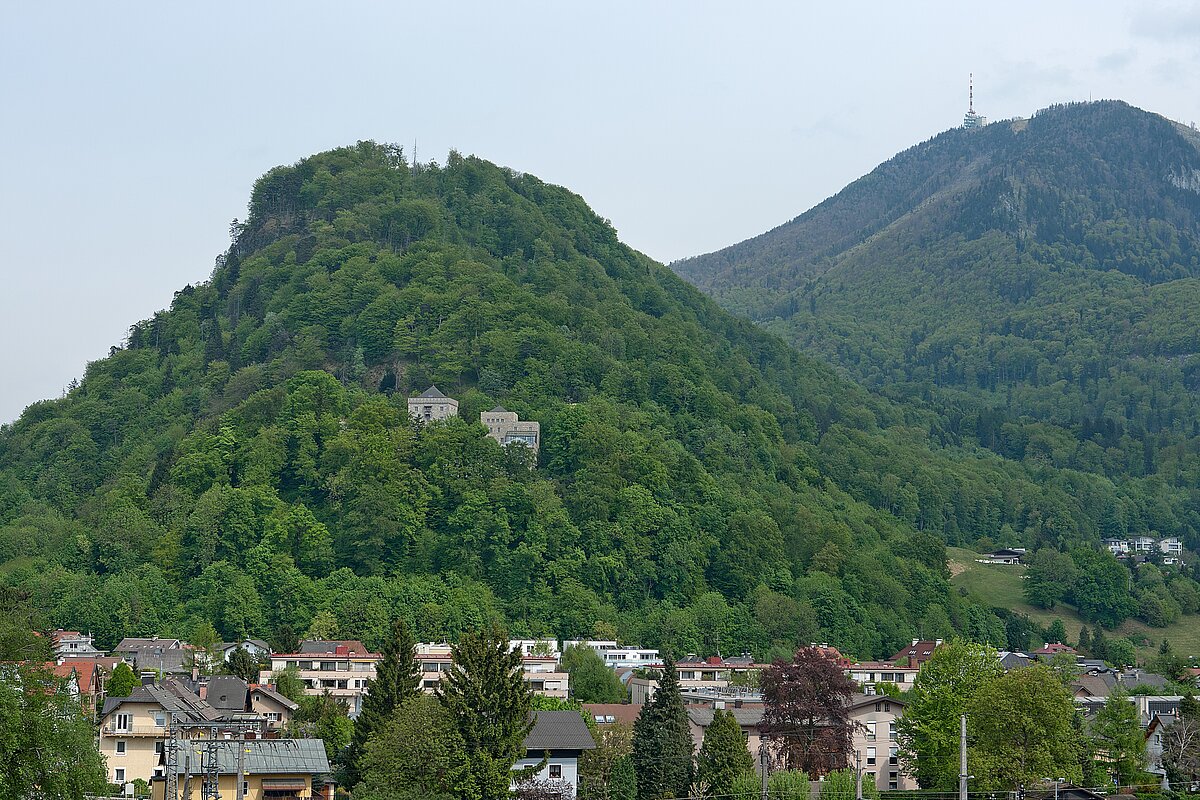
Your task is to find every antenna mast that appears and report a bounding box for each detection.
[969,73,974,114]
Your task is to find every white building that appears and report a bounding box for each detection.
[513,711,595,798]
[408,385,459,423]
[563,640,659,669]
[509,639,560,660]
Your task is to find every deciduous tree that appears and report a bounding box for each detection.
[897,640,1003,791]
[760,646,856,776]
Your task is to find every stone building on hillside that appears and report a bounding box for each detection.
[408,385,459,422]
[481,406,540,453]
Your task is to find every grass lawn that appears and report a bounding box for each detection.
[947,547,1200,661]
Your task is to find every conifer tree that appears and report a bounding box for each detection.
[346,617,420,788]
[696,708,754,799]
[437,624,535,800]
[632,658,694,800]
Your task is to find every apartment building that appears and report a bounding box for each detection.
[261,641,379,716]
[846,661,920,691]
[563,640,660,669]
[848,694,915,791]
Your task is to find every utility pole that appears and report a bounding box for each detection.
[856,750,864,800]
[235,731,246,800]
[959,714,969,800]
[760,740,770,800]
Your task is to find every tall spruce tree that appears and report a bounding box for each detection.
[632,659,694,800]
[346,617,420,788]
[437,625,535,800]
[696,708,754,799]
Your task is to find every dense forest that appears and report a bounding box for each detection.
[1,138,1192,662]
[675,102,1200,631]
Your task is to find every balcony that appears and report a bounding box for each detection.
[103,724,167,737]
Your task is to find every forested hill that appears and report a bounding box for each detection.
[0,141,1192,663]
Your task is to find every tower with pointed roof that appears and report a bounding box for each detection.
[407,385,459,422]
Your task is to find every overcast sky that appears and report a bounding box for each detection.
[3,2,1199,424]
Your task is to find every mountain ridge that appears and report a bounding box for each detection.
[0,138,1191,661]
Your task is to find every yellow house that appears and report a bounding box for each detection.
[151,739,330,800]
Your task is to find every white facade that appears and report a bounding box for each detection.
[563,640,660,669]
[513,755,581,797]
[509,639,560,659]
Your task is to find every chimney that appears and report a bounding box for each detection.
[192,665,199,681]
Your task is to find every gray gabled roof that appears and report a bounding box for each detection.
[167,739,329,776]
[101,683,219,722]
[206,676,249,711]
[524,711,596,752]
[687,707,765,728]
[416,385,448,399]
[489,405,508,413]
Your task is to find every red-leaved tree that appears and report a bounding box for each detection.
[759,646,858,776]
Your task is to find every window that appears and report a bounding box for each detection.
[266,712,281,722]
[154,712,166,727]
[889,747,899,766]
[115,740,127,755]
[115,768,126,783]
[549,765,562,779]
[865,721,877,741]
[320,661,337,671]
[155,742,165,755]
[888,721,897,741]
[866,747,876,766]
[889,774,898,791]
[884,702,892,713]
[874,702,882,712]
[114,713,132,732]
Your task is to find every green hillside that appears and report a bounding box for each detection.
[948,547,1200,661]
[675,102,1200,641]
[0,141,1189,662]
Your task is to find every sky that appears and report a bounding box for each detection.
[3,1,1200,424]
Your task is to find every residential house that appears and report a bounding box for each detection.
[51,658,117,716]
[1159,537,1183,556]
[582,703,641,730]
[215,639,271,664]
[846,661,919,691]
[510,639,561,659]
[50,629,106,661]
[686,705,766,766]
[408,385,458,422]
[1104,539,1131,557]
[513,710,595,798]
[889,639,944,668]
[848,694,916,791]
[250,685,299,731]
[115,638,204,676]
[522,656,570,698]
[996,651,1034,671]
[481,407,541,454]
[151,739,330,800]
[977,548,1025,565]
[261,641,380,716]
[1133,536,1158,553]
[415,642,454,691]
[562,640,660,669]
[1031,642,1077,661]
[631,655,766,704]
[99,683,220,786]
